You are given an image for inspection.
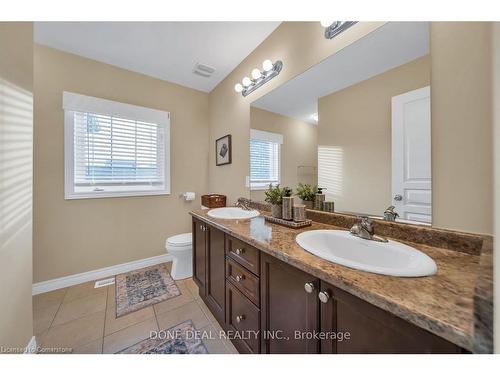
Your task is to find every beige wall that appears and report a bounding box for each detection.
[250,107,317,202]
[430,23,493,235]
[33,45,209,282]
[208,22,386,204]
[0,22,34,349]
[318,55,431,215]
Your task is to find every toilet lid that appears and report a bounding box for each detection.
[167,232,192,247]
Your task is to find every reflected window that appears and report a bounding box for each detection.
[249,129,283,190]
[318,146,343,197]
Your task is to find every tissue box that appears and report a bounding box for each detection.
[201,194,226,208]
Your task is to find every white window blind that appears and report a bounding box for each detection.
[64,92,170,199]
[249,129,282,190]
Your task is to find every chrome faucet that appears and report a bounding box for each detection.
[383,206,399,222]
[350,216,388,243]
[234,200,251,211]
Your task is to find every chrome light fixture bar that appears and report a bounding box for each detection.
[320,21,357,39]
[234,59,283,97]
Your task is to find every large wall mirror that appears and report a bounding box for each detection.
[249,22,432,225]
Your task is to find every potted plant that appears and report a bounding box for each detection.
[295,183,317,209]
[264,184,286,218]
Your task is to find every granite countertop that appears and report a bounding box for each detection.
[190,209,481,352]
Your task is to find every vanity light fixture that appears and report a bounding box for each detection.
[234,59,283,97]
[320,21,357,39]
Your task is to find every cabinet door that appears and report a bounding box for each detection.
[261,254,320,354]
[205,226,225,324]
[192,218,206,297]
[226,282,260,353]
[319,281,462,354]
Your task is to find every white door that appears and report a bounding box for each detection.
[391,86,431,224]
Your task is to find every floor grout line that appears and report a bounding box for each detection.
[45,287,69,333]
[152,302,160,331]
[102,285,109,353]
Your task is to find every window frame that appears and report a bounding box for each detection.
[63,92,170,200]
[249,129,283,191]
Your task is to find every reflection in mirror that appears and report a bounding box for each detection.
[249,22,432,225]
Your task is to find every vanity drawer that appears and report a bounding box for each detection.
[226,236,260,275]
[226,282,260,354]
[226,257,260,307]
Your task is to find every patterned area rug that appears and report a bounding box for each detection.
[115,264,181,318]
[117,320,208,354]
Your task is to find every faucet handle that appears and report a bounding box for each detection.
[357,216,373,232]
[383,206,399,221]
[356,215,371,223]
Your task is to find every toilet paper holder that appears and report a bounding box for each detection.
[179,192,196,201]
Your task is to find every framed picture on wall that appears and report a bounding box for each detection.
[215,134,232,166]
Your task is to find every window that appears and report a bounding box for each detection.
[63,92,170,199]
[249,129,283,190]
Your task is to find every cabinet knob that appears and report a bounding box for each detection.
[234,248,244,255]
[235,314,245,323]
[318,291,330,304]
[235,275,244,282]
[304,282,315,294]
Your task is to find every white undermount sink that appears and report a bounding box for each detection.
[295,230,437,277]
[207,207,260,220]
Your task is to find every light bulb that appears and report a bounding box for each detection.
[234,83,243,93]
[251,68,262,80]
[262,59,273,72]
[242,77,252,87]
[320,21,334,28]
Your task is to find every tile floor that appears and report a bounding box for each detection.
[33,263,238,354]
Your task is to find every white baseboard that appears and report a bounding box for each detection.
[32,254,173,295]
[24,336,37,354]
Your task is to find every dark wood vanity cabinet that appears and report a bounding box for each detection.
[192,218,464,354]
[319,281,463,354]
[205,226,225,323]
[192,218,207,297]
[192,218,225,324]
[260,254,320,354]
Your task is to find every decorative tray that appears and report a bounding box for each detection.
[264,215,312,229]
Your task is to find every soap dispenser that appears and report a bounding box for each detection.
[314,187,326,210]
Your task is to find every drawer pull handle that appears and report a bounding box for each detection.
[304,282,315,294]
[235,315,246,323]
[235,275,245,282]
[234,248,245,255]
[318,291,330,304]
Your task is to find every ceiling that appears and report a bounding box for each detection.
[252,22,430,125]
[34,22,281,92]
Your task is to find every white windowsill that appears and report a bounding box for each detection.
[65,187,170,200]
[250,183,280,191]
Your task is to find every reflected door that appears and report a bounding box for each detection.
[391,86,431,223]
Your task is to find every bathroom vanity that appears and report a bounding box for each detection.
[190,208,486,354]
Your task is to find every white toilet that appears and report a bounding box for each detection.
[165,232,193,280]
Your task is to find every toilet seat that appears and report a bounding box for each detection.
[166,233,192,248]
